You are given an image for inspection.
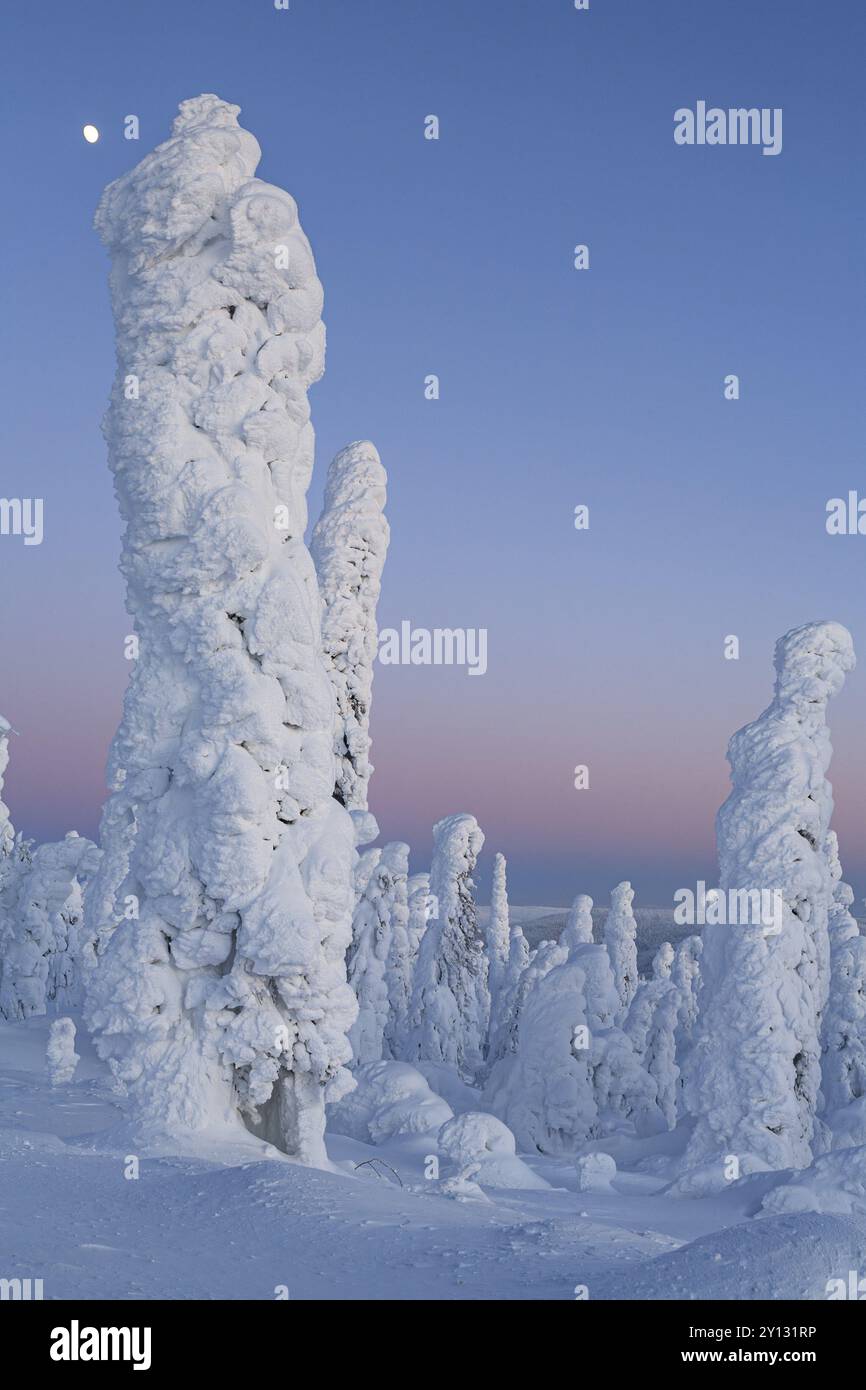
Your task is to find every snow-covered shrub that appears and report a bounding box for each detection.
[437,1112,549,1190]
[684,621,855,1175]
[604,881,638,1022]
[0,833,101,1021]
[408,815,489,1082]
[84,95,357,1165]
[327,1060,452,1144]
[310,441,389,819]
[574,1151,617,1193]
[46,1018,79,1086]
[347,842,410,1065]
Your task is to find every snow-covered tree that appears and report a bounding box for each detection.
[310,440,389,823]
[407,814,489,1082]
[346,842,410,1065]
[485,917,531,1073]
[46,1018,79,1086]
[624,972,680,1130]
[561,893,594,950]
[381,844,412,1058]
[84,95,357,1165]
[488,931,654,1154]
[820,832,866,1126]
[0,717,15,864]
[483,852,510,1007]
[604,881,639,1022]
[0,833,100,1021]
[407,872,433,959]
[671,933,702,1057]
[684,621,855,1175]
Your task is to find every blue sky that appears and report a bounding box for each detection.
[2,0,864,906]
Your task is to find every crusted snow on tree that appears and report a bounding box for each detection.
[0,833,100,1021]
[346,842,410,1064]
[84,95,357,1165]
[487,922,654,1152]
[604,881,639,1022]
[483,852,510,1008]
[46,1018,80,1086]
[407,814,489,1082]
[820,832,866,1133]
[310,441,389,824]
[684,621,855,1176]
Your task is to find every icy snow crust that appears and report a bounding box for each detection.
[85,96,357,1163]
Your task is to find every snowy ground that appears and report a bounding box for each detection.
[3,1007,864,1301]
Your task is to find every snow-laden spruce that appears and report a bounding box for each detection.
[671,933,702,1063]
[485,906,530,1072]
[407,815,489,1082]
[604,881,639,1022]
[346,841,410,1064]
[483,852,510,1007]
[624,957,681,1131]
[310,441,389,823]
[684,621,855,1176]
[487,921,656,1154]
[0,833,101,1021]
[84,95,357,1164]
[0,717,14,863]
[820,832,866,1132]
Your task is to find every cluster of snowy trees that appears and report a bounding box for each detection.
[2,98,864,1193]
[0,719,101,1022]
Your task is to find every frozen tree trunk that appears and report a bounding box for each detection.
[310,441,389,828]
[84,95,356,1164]
[483,852,510,1009]
[684,621,855,1176]
[603,881,639,1022]
[408,815,489,1082]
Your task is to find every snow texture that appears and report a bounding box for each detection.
[310,441,389,820]
[84,95,357,1165]
[685,621,855,1175]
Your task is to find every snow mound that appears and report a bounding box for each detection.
[761,1146,866,1218]
[327,1061,452,1144]
[438,1112,550,1190]
[575,1151,616,1192]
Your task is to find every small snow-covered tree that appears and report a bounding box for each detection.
[408,815,489,1082]
[0,832,100,1022]
[684,621,855,1174]
[561,892,594,950]
[310,440,389,823]
[625,969,680,1131]
[486,918,531,1073]
[381,844,412,1058]
[820,832,866,1124]
[671,933,702,1058]
[46,1018,80,1086]
[84,95,357,1165]
[346,842,410,1064]
[483,852,510,1007]
[604,881,639,1021]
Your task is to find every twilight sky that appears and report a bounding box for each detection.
[2,0,865,907]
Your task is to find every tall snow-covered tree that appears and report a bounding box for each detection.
[684,621,855,1175]
[381,843,412,1058]
[483,852,510,1008]
[84,95,357,1165]
[486,918,531,1074]
[671,933,702,1059]
[310,440,389,826]
[0,717,15,864]
[604,881,639,1022]
[820,832,866,1128]
[624,970,680,1131]
[408,814,489,1082]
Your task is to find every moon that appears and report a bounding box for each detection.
[82,124,100,144]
